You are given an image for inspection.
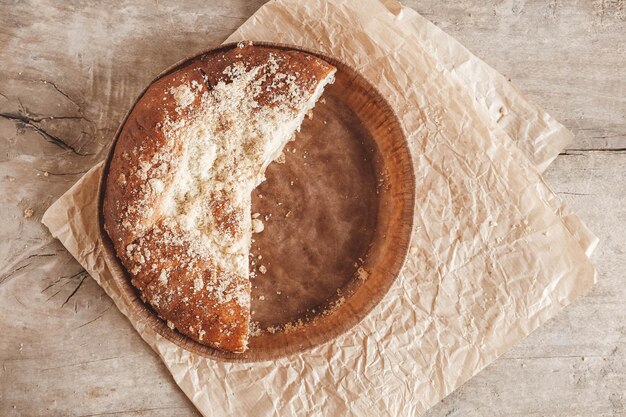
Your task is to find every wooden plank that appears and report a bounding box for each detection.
[406,0,626,152]
[0,1,624,416]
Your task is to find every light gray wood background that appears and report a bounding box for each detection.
[0,1,624,416]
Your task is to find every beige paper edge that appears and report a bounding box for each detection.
[41,1,598,416]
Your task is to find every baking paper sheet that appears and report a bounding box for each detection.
[42,0,598,415]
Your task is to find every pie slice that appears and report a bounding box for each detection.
[103,43,336,352]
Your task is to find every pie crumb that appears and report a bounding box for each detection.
[356,267,369,281]
[251,218,264,233]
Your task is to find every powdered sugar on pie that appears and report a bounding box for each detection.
[103,44,336,353]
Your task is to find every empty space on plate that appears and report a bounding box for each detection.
[249,76,384,331]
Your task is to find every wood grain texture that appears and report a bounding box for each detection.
[0,0,623,416]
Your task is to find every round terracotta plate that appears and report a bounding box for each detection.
[98,42,415,362]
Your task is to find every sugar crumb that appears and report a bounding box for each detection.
[252,218,264,233]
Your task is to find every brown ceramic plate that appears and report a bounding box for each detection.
[98,42,415,362]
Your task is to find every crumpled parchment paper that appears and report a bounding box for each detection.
[42,0,598,415]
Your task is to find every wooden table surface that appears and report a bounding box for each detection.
[1,1,624,416]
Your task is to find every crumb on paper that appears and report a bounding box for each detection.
[258,265,267,274]
[285,210,292,218]
[23,208,34,218]
[306,109,313,119]
[257,255,262,260]
[252,212,260,219]
[43,171,49,177]
[258,295,265,301]
[320,97,326,104]
[290,181,294,186]
[276,290,281,295]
